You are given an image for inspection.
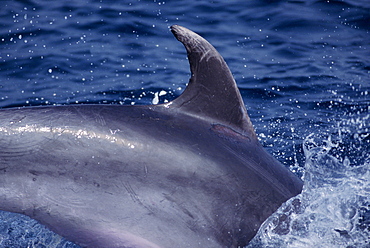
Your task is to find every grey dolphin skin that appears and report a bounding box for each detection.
[0,25,303,248]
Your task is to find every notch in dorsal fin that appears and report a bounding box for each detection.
[169,25,255,137]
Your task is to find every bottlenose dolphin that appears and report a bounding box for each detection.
[0,25,303,247]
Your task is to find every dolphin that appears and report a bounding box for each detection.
[0,25,303,248]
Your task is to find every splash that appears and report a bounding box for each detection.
[248,114,370,248]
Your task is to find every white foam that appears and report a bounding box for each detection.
[248,115,370,248]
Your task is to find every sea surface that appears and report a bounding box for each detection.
[0,0,369,247]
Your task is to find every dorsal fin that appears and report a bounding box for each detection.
[168,25,255,137]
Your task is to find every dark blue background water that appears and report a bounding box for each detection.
[0,0,369,247]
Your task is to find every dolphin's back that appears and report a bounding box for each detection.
[0,26,302,248]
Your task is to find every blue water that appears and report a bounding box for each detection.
[0,0,369,247]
